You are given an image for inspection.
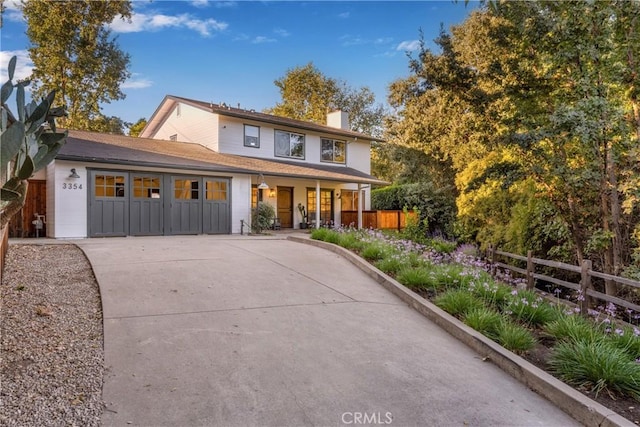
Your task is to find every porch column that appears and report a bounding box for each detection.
[315,180,321,229]
[357,183,363,229]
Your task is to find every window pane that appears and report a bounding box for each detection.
[321,139,333,161]
[244,125,260,147]
[334,141,345,163]
[275,131,290,157]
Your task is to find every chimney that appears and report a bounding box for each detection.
[327,110,350,130]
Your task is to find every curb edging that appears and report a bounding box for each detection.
[289,236,635,427]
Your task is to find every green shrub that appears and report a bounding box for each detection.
[435,290,484,317]
[374,256,407,275]
[338,232,365,251]
[607,328,640,360]
[310,228,331,241]
[251,202,275,234]
[361,243,390,261]
[496,321,537,354]
[429,237,457,254]
[324,230,342,245]
[506,289,557,326]
[396,267,434,290]
[469,281,513,309]
[430,264,472,290]
[544,314,597,343]
[464,307,503,338]
[549,338,640,400]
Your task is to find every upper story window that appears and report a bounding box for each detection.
[321,138,346,164]
[275,130,305,159]
[244,124,260,148]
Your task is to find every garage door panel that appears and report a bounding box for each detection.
[131,174,163,236]
[90,171,129,237]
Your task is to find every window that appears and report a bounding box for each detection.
[251,185,258,208]
[174,179,199,200]
[133,176,161,199]
[95,175,125,198]
[169,134,177,141]
[206,181,227,201]
[321,138,346,164]
[275,130,305,159]
[307,188,333,226]
[244,125,260,148]
[341,190,364,211]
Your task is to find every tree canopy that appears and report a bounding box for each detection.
[266,62,386,137]
[21,0,132,131]
[385,0,640,284]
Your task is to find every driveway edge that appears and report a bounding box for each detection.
[289,236,634,427]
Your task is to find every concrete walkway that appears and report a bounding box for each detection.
[76,235,578,427]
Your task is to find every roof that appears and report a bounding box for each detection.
[140,95,385,142]
[58,130,388,185]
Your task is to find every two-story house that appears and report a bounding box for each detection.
[21,95,384,238]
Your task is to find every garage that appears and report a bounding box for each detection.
[89,170,231,237]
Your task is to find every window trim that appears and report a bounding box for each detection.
[244,124,260,148]
[320,138,346,164]
[274,129,305,160]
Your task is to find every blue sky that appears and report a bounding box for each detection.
[1,1,476,125]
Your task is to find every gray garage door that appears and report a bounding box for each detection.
[89,171,231,237]
[130,174,163,236]
[89,171,129,237]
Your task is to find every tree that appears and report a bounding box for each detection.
[128,117,147,137]
[1,56,67,228]
[386,1,640,290]
[266,62,385,137]
[21,0,132,131]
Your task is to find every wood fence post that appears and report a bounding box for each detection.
[489,245,496,276]
[580,259,592,316]
[527,250,535,290]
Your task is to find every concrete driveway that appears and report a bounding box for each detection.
[77,235,578,427]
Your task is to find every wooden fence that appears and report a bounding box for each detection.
[341,210,417,230]
[487,247,640,315]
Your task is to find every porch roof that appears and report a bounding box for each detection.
[57,130,388,185]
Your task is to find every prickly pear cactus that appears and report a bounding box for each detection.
[0,55,67,228]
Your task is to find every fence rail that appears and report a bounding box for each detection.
[488,247,640,315]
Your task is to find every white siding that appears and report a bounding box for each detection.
[152,103,220,151]
[51,160,89,238]
[347,141,371,174]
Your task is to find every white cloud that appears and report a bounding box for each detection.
[273,28,290,37]
[396,40,421,51]
[110,12,228,37]
[190,0,210,8]
[0,50,33,82]
[252,36,276,44]
[121,74,153,89]
[338,12,350,19]
[3,0,23,22]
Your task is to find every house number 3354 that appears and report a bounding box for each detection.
[62,183,82,190]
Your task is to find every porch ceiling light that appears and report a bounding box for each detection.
[257,174,269,190]
[69,168,80,178]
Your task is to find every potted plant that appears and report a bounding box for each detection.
[297,203,308,229]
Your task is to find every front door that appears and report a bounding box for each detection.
[277,187,293,228]
[170,176,201,234]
